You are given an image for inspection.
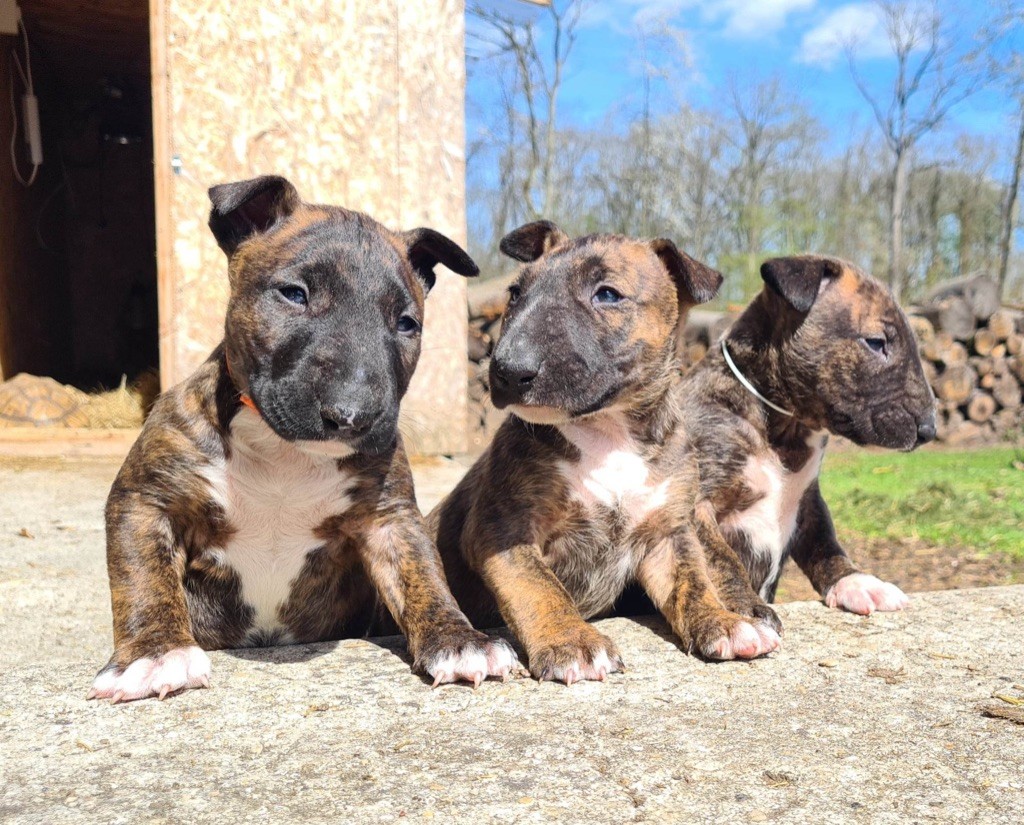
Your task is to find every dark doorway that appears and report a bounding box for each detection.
[0,0,156,389]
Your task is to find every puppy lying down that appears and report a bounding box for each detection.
[430,222,782,684]
[91,176,516,703]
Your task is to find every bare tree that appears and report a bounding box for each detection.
[670,110,730,262]
[468,1,586,223]
[722,77,821,294]
[997,104,1024,300]
[846,0,979,301]
[824,127,889,266]
[948,138,1003,278]
[984,0,1024,300]
[464,0,1012,303]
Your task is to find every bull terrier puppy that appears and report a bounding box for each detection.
[681,255,937,613]
[90,175,516,702]
[429,221,782,685]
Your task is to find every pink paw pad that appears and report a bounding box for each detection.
[88,646,212,703]
[427,638,520,688]
[826,573,909,615]
[544,649,620,686]
[710,621,781,660]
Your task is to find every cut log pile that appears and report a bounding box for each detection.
[466,274,516,451]
[465,273,1024,449]
[909,276,1024,445]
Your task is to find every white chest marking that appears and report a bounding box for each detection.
[720,434,825,597]
[557,415,670,522]
[201,410,356,639]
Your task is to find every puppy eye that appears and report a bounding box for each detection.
[397,314,420,336]
[279,286,308,306]
[507,284,522,306]
[863,336,886,355]
[593,286,623,305]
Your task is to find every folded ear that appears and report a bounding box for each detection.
[499,220,569,263]
[402,228,479,294]
[208,175,301,256]
[650,238,723,307]
[760,256,844,313]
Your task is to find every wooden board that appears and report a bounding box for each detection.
[19,0,150,82]
[0,427,139,458]
[152,0,470,454]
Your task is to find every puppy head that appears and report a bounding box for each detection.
[209,175,478,455]
[758,255,936,450]
[490,221,721,424]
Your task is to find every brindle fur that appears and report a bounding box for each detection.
[681,255,936,601]
[429,222,781,682]
[96,176,512,698]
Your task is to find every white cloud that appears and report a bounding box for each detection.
[717,0,817,38]
[578,0,697,31]
[580,0,815,37]
[798,3,893,67]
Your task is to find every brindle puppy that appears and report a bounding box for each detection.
[681,255,936,612]
[429,222,782,684]
[90,175,516,702]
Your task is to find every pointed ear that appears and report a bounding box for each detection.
[402,228,479,294]
[208,175,301,255]
[650,238,723,307]
[760,256,844,313]
[499,220,569,263]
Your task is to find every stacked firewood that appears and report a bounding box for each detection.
[909,276,1023,444]
[466,274,515,451]
[467,273,1024,447]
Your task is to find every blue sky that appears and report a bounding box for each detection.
[467,0,1016,157]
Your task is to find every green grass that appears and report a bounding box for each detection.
[819,446,1024,558]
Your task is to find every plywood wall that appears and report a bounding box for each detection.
[153,0,470,454]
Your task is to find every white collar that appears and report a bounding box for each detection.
[720,339,794,418]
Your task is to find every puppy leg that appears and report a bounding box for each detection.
[693,505,783,636]
[360,515,518,687]
[477,545,624,685]
[637,529,780,660]
[91,503,210,703]
[792,484,909,615]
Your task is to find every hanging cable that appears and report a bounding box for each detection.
[9,16,41,187]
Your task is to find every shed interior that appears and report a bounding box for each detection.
[0,0,156,388]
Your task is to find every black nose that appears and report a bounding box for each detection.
[492,361,538,391]
[321,405,378,438]
[916,420,936,445]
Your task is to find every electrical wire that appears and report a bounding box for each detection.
[9,18,39,187]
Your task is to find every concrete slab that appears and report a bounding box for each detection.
[1,459,1022,824]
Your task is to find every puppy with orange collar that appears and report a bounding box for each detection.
[429,222,782,684]
[90,175,516,702]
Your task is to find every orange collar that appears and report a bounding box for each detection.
[225,358,259,414]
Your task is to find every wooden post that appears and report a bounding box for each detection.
[149,0,470,453]
[151,0,175,393]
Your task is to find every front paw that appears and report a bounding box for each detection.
[417,630,520,688]
[751,602,784,636]
[683,611,781,661]
[89,646,212,703]
[825,573,909,615]
[528,626,624,685]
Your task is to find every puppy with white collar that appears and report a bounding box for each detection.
[681,255,937,612]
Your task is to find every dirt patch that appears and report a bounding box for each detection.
[775,534,1024,602]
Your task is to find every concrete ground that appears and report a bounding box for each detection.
[1,456,1022,824]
